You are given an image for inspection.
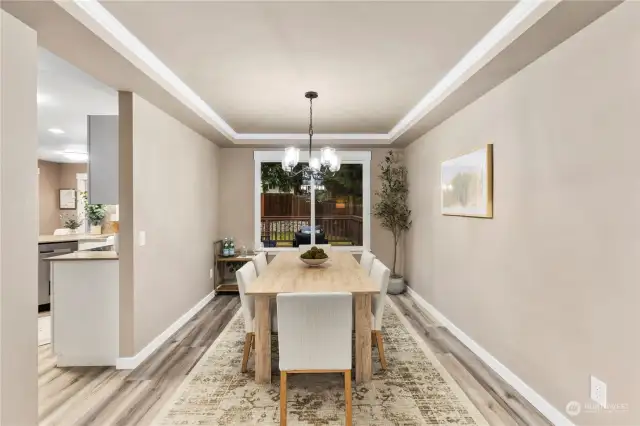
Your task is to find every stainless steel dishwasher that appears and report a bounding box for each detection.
[38,242,78,310]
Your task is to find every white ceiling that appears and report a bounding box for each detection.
[37,48,117,163]
[1,0,619,149]
[100,1,515,134]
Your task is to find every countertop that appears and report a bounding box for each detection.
[39,234,114,244]
[46,251,118,261]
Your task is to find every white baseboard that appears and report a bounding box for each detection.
[405,286,574,426]
[57,354,116,367]
[116,290,216,370]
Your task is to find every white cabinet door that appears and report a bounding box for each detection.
[87,115,118,205]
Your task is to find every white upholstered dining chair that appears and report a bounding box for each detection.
[277,292,353,426]
[359,250,376,274]
[252,252,268,276]
[298,244,331,252]
[370,259,391,370]
[236,262,277,373]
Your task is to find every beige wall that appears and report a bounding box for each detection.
[405,3,638,425]
[218,148,397,268]
[0,10,38,425]
[38,160,61,234]
[59,163,87,189]
[38,161,87,233]
[218,148,254,248]
[119,93,220,355]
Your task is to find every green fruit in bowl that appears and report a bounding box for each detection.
[300,248,327,260]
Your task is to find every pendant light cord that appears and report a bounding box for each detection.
[308,97,314,158]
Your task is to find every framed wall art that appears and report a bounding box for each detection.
[441,144,493,218]
[59,189,77,210]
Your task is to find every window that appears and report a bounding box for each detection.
[259,162,310,248]
[254,151,370,251]
[315,164,363,247]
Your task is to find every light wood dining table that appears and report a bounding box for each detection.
[245,251,380,384]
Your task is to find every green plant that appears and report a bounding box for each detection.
[81,192,107,226]
[61,216,82,230]
[373,151,411,278]
[300,246,328,260]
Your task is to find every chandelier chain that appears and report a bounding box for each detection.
[308,97,314,157]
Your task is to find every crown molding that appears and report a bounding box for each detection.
[55,0,558,146]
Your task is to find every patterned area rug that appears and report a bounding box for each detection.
[152,297,488,425]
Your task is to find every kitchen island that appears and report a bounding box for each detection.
[38,234,114,310]
[47,250,118,367]
[38,233,114,244]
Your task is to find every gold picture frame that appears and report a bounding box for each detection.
[441,144,493,218]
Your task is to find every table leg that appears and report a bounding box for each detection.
[354,293,372,383]
[254,295,271,384]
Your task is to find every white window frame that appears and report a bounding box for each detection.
[254,150,371,253]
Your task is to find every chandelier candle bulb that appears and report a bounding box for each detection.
[282,146,300,171]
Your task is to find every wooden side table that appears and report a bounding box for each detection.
[213,240,254,294]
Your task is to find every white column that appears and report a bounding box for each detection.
[0,10,38,426]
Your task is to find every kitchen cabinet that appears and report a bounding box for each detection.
[87,115,118,205]
[38,241,78,309]
[48,252,119,366]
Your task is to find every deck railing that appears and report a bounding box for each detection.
[261,215,363,247]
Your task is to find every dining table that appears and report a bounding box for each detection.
[245,251,380,384]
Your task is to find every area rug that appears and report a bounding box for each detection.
[151,297,488,425]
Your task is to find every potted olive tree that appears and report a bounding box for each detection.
[373,151,412,294]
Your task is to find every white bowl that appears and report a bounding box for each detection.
[299,257,329,267]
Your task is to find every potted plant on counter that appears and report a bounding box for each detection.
[373,150,412,294]
[61,214,82,234]
[83,193,107,235]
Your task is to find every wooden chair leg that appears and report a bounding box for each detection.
[345,370,352,426]
[375,331,387,370]
[280,371,287,426]
[371,331,377,348]
[251,333,255,350]
[241,333,252,373]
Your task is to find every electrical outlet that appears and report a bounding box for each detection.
[209,268,213,279]
[590,375,607,408]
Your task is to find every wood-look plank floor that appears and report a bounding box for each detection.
[39,293,551,426]
[389,294,553,426]
[39,295,241,426]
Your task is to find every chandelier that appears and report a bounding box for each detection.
[281,91,341,180]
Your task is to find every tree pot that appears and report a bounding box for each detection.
[387,276,406,294]
[90,225,102,235]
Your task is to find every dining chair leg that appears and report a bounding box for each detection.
[344,370,352,426]
[241,333,253,373]
[280,371,287,426]
[375,331,387,370]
